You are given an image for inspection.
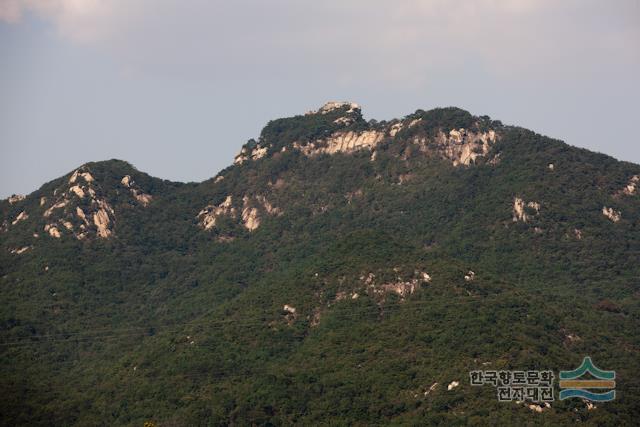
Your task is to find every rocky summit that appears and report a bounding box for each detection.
[1,103,639,425]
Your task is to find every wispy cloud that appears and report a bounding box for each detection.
[2,0,637,86]
[0,0,114,42]
[0,1,638,198]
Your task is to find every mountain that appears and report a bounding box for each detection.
[1,102,639,426]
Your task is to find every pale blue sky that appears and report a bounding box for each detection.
[1,0,639,198]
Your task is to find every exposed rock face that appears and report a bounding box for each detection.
[528,404,544,413]
[380,280,421,298]
[234,144,269,165]
[513,197,541,222]
[44,200,68,218]
[431,129,497,166]
[621,175,639,196]
[197,194,282,233]
[197,195,236,230]
[296,130,385,157]
[11,246,31,254]
[574,228,583,240]
[250,146,268,161]
[513,198,527,222]
[38,166,118,239]
[389,122,403,137]
[398,173,414,185]
[408,118,422,128]
[287,124,497,166]
[44,224,61,238]
[523,402,550,413]
[69,169,94,184]
[120,175,153,206]
[76,207,89,225]
[564,331,581,344]
[133,192,152,206]
[602,206,621,223]
[362,270,431,300]
[333,116,355,126]
[23,166,151,240]
[8,194,25,204]
[282,304,297,325]
[308,101,360,115]
[11,211,28,225]
[424,382,439,396]
[256,195,282,216]
[241,200,261,231]
[69,185,85,198]
[93,207,112,238]
[232,103,500,167]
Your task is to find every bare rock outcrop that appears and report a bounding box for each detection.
[513,197,541,223]
[44,224,61,238]
[232,103,500,167]
[294,124,497,165]
[432,129,497,166]
[8,194,25,204]
[602,206,621,223]
[256,195,283,216]
[295,130,385,157]
[197,196,236,230]
[38,167,117,239]
[26,165,157,240]
[69,185,86,198]
[69,169,94,184]
[241,196,261,231]
[198,194,283,233]
[620,175,639,196]
[120,175,153,206]
[11,211,28,225]
[362,269,432,300]
[93,205,113,238]
[309,101,360,115]
[234,145,269,165]
[10,246,31,254]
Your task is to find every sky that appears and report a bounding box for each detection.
[1,0,639,198]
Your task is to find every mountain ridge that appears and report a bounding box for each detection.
[1,102,639,425]
[3,103,638,243]
[3,102,638,205]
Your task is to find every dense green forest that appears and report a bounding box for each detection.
[1,105,639,425]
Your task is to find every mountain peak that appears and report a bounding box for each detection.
[307,101,361,115]
[3,102,640,426]
[1,160,158,242]
[234,104,502,167]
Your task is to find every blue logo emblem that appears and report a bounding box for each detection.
[559,357,615,401]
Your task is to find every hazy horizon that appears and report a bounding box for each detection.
[2,0,639,198]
